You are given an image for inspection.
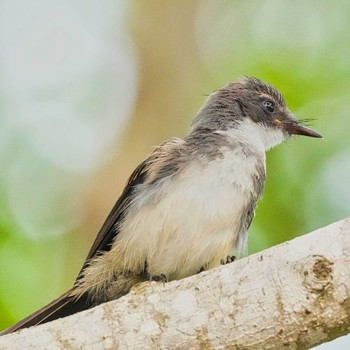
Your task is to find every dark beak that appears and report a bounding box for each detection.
[284,121,323,138]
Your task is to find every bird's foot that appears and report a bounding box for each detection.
[149,273,168,283]
[197,266,206,273]
[142,261,168,282]
[220,255,236,265]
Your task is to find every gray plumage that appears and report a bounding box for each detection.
[1,77,322,335]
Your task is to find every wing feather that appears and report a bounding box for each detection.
[76,138,187,278]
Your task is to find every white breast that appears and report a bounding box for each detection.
[114,146,265,280]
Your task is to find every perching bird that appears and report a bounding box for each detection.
[1,77,322,335]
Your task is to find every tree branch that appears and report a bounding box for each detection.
[1,218,350,349]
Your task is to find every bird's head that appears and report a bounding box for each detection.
[190,77,322,152]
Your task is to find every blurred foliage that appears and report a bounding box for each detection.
[0,2,349,343]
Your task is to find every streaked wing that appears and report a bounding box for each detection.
[76,138,186,279]
[1,157,157,334]
[0,160,154,334]
[76,158,150,277]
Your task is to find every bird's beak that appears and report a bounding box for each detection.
[274,118,323,138]
[285,122,323,138]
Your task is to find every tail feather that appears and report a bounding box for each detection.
[0,289,90,335]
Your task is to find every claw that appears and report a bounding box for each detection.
[198,266,206,273]
[149,273,168,282]
[220,255,236,265]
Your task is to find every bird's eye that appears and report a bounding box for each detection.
[263,100,275,112]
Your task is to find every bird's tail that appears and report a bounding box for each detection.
[0,289,90,336]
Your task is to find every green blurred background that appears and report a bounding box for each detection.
[0,1,349,346]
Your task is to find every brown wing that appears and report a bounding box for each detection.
[1,139,187,335]
[76,158,151,278]
[0,162,151,335]
[79,137,186,272]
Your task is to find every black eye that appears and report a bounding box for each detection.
[263,100,275,112]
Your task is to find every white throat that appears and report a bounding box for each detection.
[219,119,287,154]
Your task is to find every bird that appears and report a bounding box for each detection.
[1,77,322,335]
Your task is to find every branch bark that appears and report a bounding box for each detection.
[1,218,350,350]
